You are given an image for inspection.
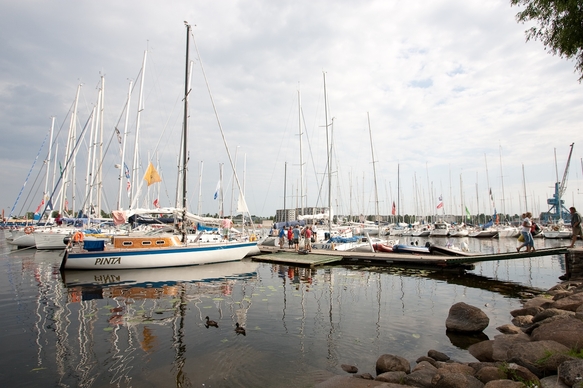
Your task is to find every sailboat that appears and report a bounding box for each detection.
[60,24,257,270]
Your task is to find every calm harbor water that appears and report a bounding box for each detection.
[0,235,568,387]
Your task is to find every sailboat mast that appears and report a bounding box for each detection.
[298,88,304,216]
[182,24,190,211]
[367,112,380,227]
[323,71,331,230]
[117,79,132,210]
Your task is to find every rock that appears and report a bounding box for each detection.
[511,315,533,327]
[431,372,485,387]
[504,363,540,386]
[551,291,583,311]
[437,362,476,376]
[496,324,522,335]
[506,340,571,374]
[483,380,526,388]
[523,296,553,309]
[531,317,583,350]
[412,360,437,373]
[416,356,438,367]
[539,375,570,387]
[468,340,495,362]
[428,349,450,362]
[475,366,507,383]
[341,364,358,373]
[375,354,410,375]
[532,308,576,323]
[446,302,490,333]
[354,373,374,380]
[510,306,543,317]
[558,359,583,386]
[375,370,407,383]
[403,366,438,387]
[491,334,531,362]
[315,375,395,387]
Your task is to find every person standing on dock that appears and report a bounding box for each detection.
[517,212,535,253]
[278,227,285,248]
[569,207,582,248]
[304,226,312,252]
[287,226,293,248]
[292,225,301,252]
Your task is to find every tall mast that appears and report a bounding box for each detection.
[367,112,380,227]
[323,71,331,230]
[182,23,190,238]
[298,87,304,216]
[117,79,133,210]
[131,49,147,208]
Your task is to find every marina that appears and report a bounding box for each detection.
[0,234,568,387]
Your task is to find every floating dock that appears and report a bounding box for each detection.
[253,246,570,270]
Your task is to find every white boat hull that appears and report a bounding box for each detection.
[62,241,257,270]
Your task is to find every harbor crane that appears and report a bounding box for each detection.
[541,143,574,224]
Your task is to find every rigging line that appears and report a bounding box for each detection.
[190,29,254,230]
[7,129,50,221]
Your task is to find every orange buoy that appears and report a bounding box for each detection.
[24,226,34,234]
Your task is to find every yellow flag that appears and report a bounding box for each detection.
[143,162,162,186]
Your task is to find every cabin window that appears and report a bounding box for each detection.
[156,240,166,245]
[142,241,152,246]
[122,241,133,247]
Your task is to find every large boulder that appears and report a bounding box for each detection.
[431,372,484,388]
[375,354,410,375]
[491,334,531,362]
[530,317,583,350]
[446,302,490,333]
[550,292,583,311]
[506,340,571,374]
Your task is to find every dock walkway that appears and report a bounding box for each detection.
[253,245,570,269]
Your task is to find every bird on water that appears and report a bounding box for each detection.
[205,316,218,328]
[235,322,246,336]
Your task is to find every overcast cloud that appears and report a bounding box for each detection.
[1,0,582,220]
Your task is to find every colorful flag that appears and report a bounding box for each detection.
[391,201,396,215]
[436,195,443,209]
[65,199,69,212]
[143,162,162,186]
[213,180,221,200]
[126,180,131,196]
[465,206,471,219]
[34,199,45,214]
[124,163,130,179]
[153,199,160,208]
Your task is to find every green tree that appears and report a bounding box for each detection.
[511,0,583,81]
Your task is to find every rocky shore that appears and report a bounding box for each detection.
[316,279,583,388]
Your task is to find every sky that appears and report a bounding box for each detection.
[1,0,583,221]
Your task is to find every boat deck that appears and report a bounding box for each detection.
[253,245,571,269]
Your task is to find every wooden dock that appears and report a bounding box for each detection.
[253,246,571,270]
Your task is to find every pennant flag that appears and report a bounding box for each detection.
[213,180,221,200]
[126,180,131,196]
[465,206,471,219]
[124,163,130,179]
[436,195,443,209]
[115,128,122,144]
[391,201,396,215]
[65,199,69,212]
[34,199,45,214]
[143,162,162,186]
[153,198,160,208]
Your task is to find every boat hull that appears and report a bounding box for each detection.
[62,241,257,270]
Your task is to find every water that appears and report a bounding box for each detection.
[0,234,568,387]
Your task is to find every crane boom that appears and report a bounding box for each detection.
[559,143,574,198]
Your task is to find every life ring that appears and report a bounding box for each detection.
[72,231,84,243]
[24,226,34,234]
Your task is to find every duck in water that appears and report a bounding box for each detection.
[235,322,246,336]
[205,316,218,328]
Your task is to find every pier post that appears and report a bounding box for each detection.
[564,249,583,280]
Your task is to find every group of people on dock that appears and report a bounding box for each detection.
[278,224,314,252]
[516,207,583,252]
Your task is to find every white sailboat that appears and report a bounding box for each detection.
[61,23,257,270]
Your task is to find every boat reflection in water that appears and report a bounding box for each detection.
[58,260,258,387]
